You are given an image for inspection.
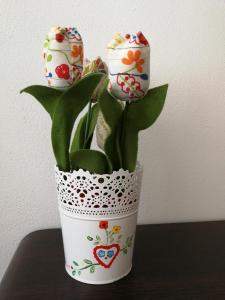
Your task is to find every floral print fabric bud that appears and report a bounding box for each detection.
[81,57,108,102]
[107,32,150,101]
[43,26,83,89]
[82,56,107,77]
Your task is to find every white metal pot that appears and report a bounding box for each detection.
[55,164,143,284]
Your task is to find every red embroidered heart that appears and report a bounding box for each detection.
[93,244,120,268]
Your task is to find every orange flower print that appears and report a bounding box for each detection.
[122,50,145,73]
[71,45,83,63]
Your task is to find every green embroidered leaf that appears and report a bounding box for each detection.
[87,236,93,241]
[123,248,128,254]
[43,40,49,48]
[70,103,99,152]
[90,265,95,273]
[98,79,123,171]
[47,54,52,62]
[78,270,81,276]
[83,259,92,265]
[94,241,100,245]
[121,84,168,172]
[51,73,104,171]
[70,149,111,174]
[73,261,79,266]
[96,235,101,240]
[20,85,62,119]
[72,270,76,276]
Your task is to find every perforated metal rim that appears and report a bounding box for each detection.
[55,165,142,219]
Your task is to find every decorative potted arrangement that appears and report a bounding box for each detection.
[21,27,168,284]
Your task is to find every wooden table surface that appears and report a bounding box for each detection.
[1,221,225,299]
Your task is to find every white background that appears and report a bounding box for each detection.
[0,0,225,280]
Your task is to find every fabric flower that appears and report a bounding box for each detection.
[96,111,110,150]
[99,220,108,229]
[43,26,83,89]
[107,31,150,101]
[82,56,107,77]
[112,225,121,234]
[82,57,107,102]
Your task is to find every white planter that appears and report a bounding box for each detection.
[55,164,143,284]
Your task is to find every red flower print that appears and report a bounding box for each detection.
[137,32,149,46]
[72,65,82,81]
[99,220,108,229]
[55,64,70,80]
[55,33,64,43]
[117,74,145,99]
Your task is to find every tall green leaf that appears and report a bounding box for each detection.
[70,149,111,174]
[20,85,62,119]
[121,84,168,172]
[70,103,99,152]
[98,80,123,170]
[51,73,105,171]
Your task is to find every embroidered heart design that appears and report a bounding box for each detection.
[93,244,120,268]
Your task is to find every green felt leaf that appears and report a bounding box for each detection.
[70,149,111,174]
[121,84,168,172]
[73,261,78,266]
[20,85,62,119]
[70,103,99,152]
[51,73,104,171]
[83,259,92,265]
[98,80,123,170]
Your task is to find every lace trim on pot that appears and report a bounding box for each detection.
[55,165,142,218]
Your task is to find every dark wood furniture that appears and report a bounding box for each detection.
[1,221,225,299]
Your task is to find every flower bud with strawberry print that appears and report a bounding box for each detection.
[107,32,150,101]
[43,26,83,89]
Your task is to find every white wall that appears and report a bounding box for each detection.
[0,0,225,280]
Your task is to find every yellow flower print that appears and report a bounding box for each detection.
[112,225,121,234]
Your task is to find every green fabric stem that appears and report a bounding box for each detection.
[121,84,168,172]
[98,79,123,171]
[70,103,99,152]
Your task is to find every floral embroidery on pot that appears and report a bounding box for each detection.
[107,32,150,101]
[66,221,134,276]
[43,26,83,89]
